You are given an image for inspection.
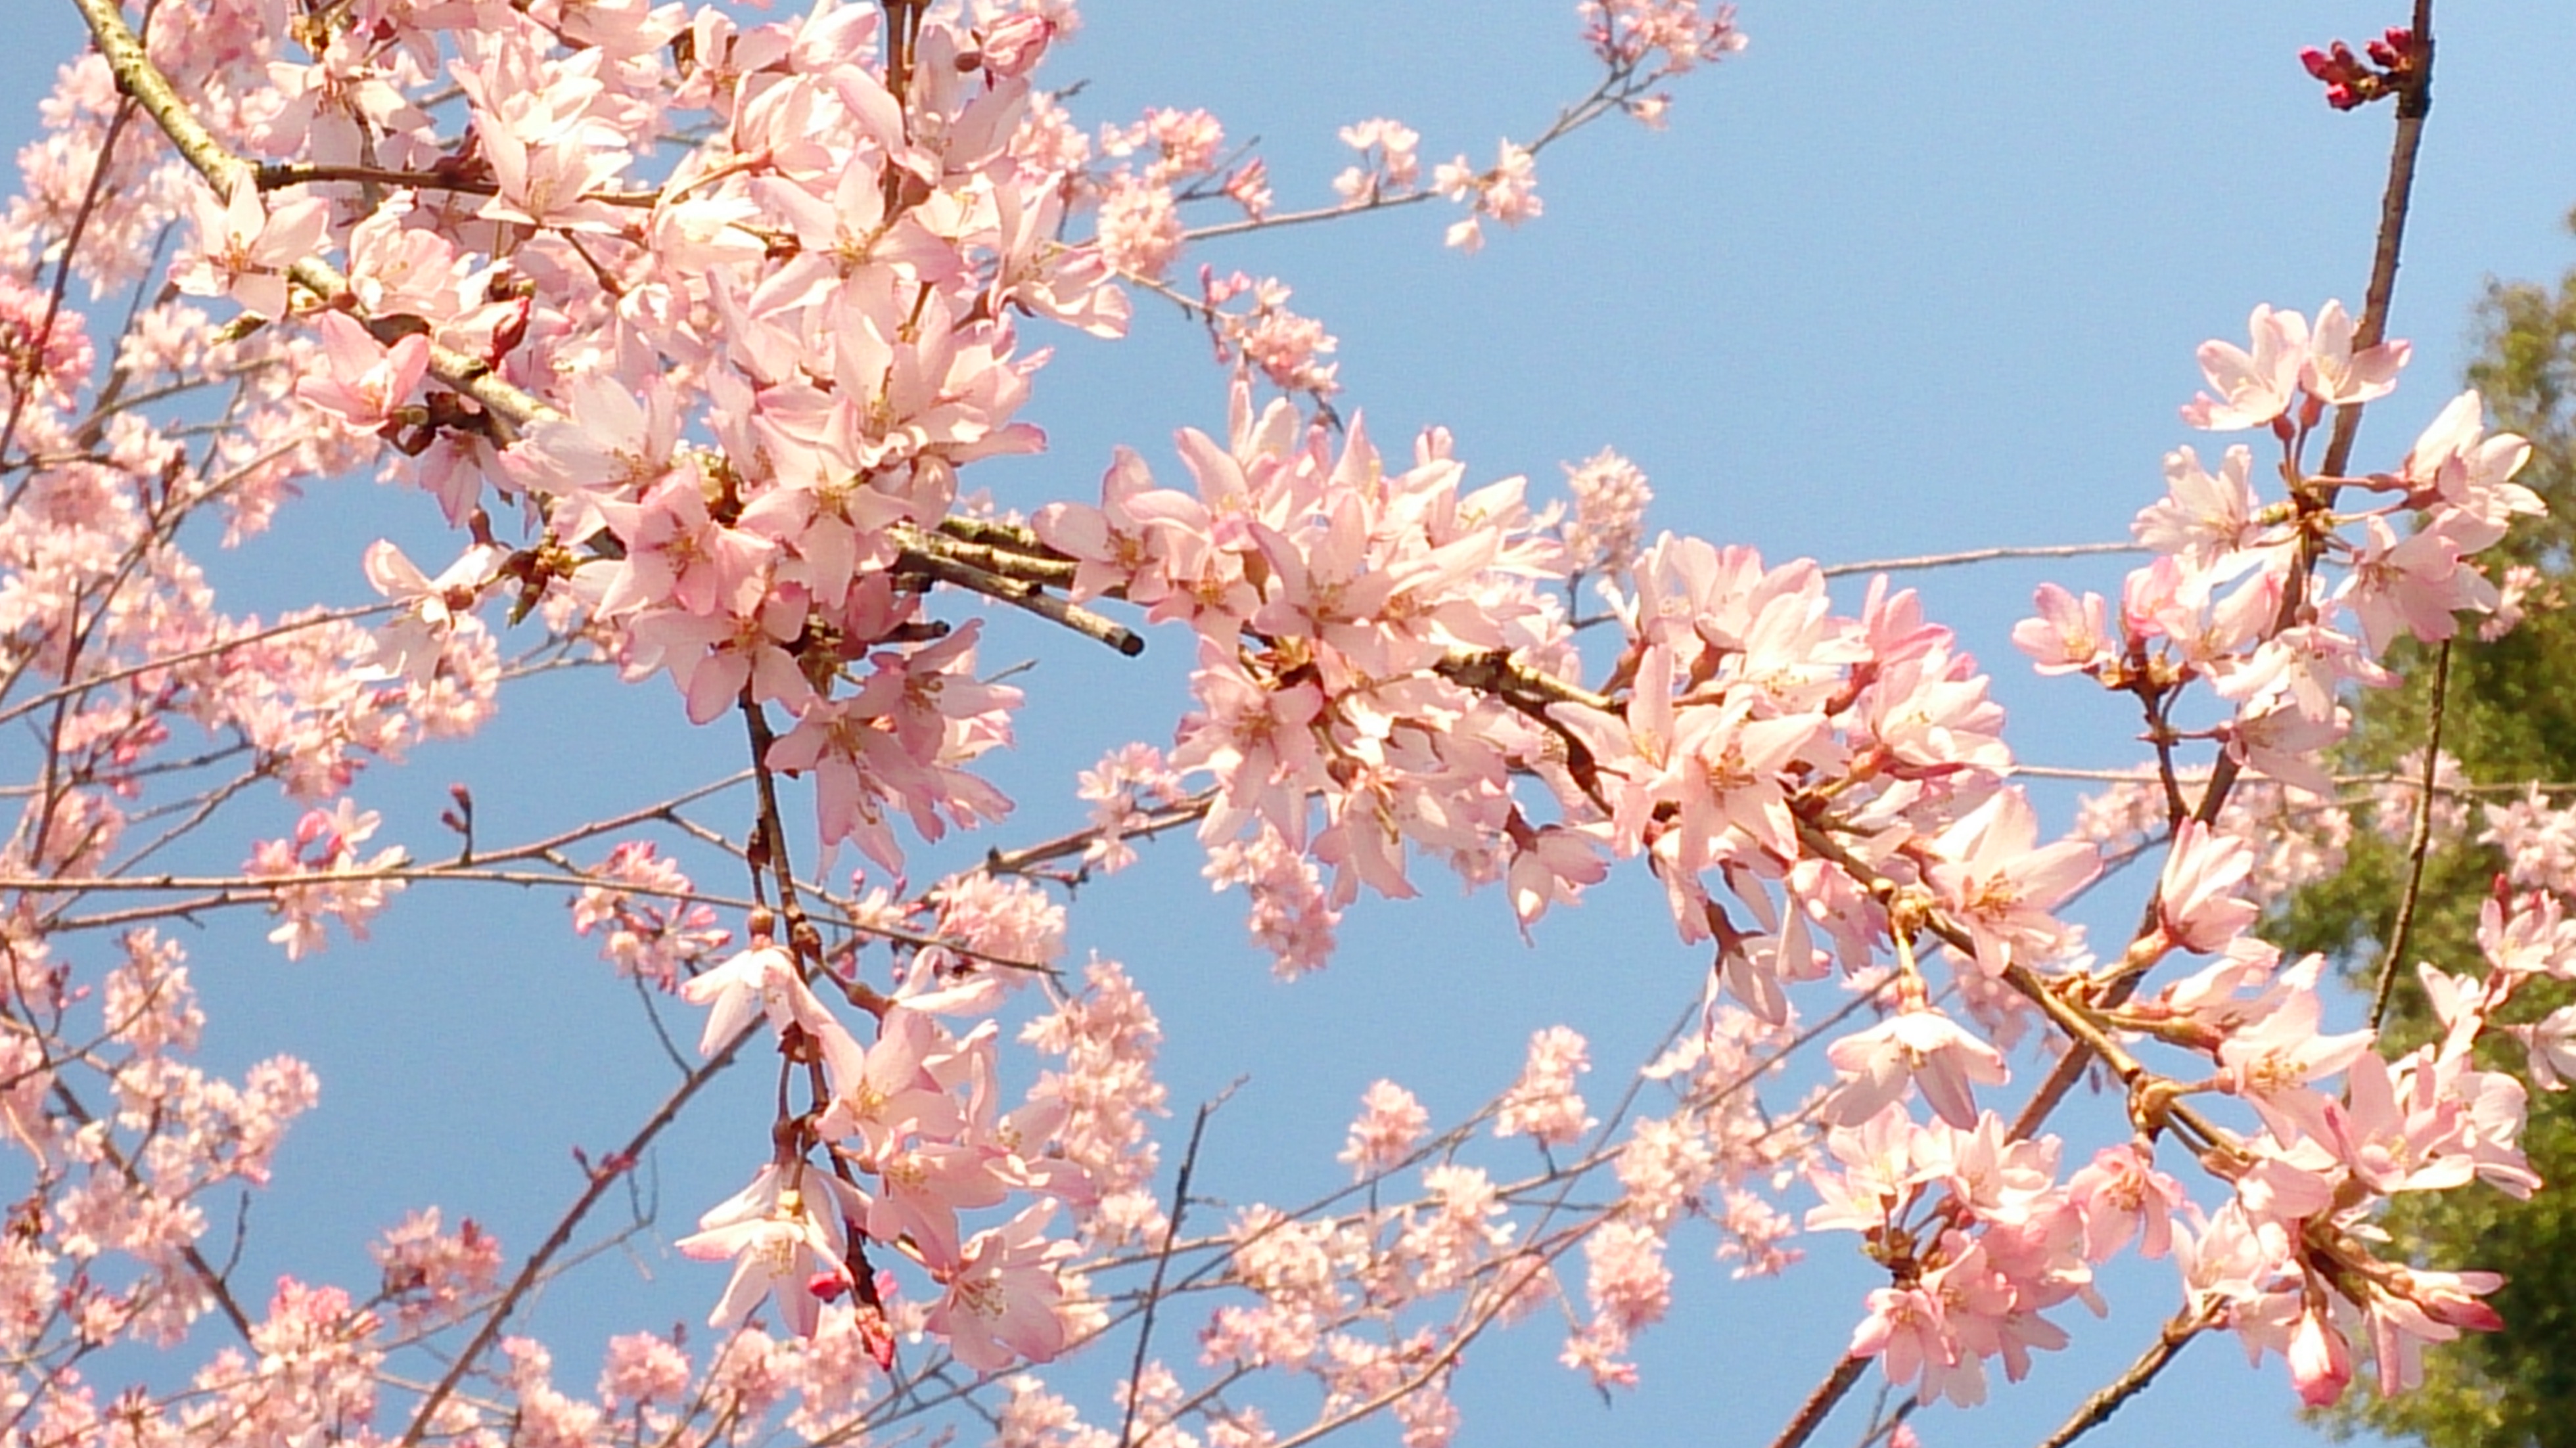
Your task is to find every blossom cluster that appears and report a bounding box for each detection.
[674,924,1093,1368]
[0,0,2559,1445]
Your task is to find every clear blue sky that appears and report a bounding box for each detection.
[9,3,2573,1445]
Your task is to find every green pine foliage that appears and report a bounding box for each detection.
[2286,214,2576,1447]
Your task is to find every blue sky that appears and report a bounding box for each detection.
[9,3,2575,1445]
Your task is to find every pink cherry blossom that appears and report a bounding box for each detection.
[11,1,2563,1438]
[1922,790,2100,976]
[2012,581,2113,676]
[359,539,503,687]
[2181,304,2309,431]
[674,1164,869,1338]
[679,939,842,1058]
[1494,1026,1594,1146]
[1824,1007,2008,1130]
[2217,962,2374,1144]
[925,1204,1075,1372]
[2132,444,2266,566]
[2302,298,2408,405]
[2064,1145,2184,1262]
[2154,818,2261,955]
[297,312,431,434]
[172,174,329,319]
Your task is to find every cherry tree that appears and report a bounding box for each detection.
[0,2,2554,1447]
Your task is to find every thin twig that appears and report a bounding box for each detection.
[0,90,133,484]
[978,796,1213,878]
[46,1078,256,1342]
[2059,0,2441,1114]
[1116,1086,1234,1448]
[1817,540,2144,579]
[0,602,398,727]
[2184,0,2435,837]
[2032,1309,2213,1448]
[396,1019,759,1448]
[2370,635,2451,1030]
[1169,58,1649,248]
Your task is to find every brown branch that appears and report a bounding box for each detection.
[1434,648,1615,714]
[0,87,133,482]
[46,1079,256,1342]
[2033,1309,2213,1448]
[253,161,659,208]
[735,694,823,968]
[978,796,1214,878]
[1772,818,2242,1444]
[2015,0,2441,1153]
[0,602,398,727]
[2315,0,2434,484]
[396,1018,759,1448]
[2184,0,2435,838]
[1764,1354,1871,1448]
[2010,763,2576,795]
[1172,55,1667,249]
[1181,188,1439,245]
[896,521,1079,587]
[1817,540,2145,579]
[2370,635,2450,1029]
[1117,1088,1232,1448]
[26,864,1041,963]
[894,546,1142,655]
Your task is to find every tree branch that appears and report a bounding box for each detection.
[2370,635,2451,1029]
[396,1018,759,1448]
[2032,1309,2213,1448]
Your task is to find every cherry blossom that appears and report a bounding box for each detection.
[2180,304,2309,431]
[172,174,329,319]
[1824,1006,2009,1130]
[674,1164,871,1338]
[3,0,2555,1438]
